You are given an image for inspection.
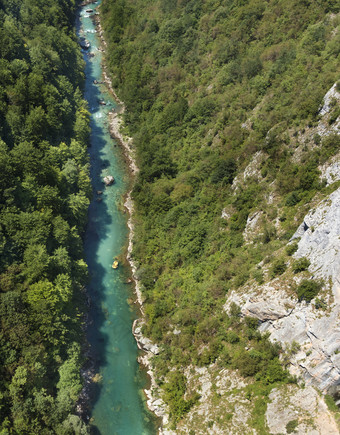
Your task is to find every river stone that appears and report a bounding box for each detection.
[103,175,115,185]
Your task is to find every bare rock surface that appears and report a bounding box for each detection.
[225,188,340,392]
[266,385,339,434]
[319,153,340,186]
[244,211,263,242]
[319,83,340,116]
[103,175,114,185]
[291,187,340,302]
[316,83,340,137]
[177,367,254,435]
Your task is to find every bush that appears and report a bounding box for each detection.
[286,419,298,433]
[211,158,237,185]
[227,330,240,344]
[286,242,298,256]
[285,191,300,206]
[292,257,310,273]
[270,258,287,278]
[296,279,321,302]
[245,316,259,330]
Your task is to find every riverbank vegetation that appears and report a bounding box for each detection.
[101,0,340,429]
[0,0,90,432]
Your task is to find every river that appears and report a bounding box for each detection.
[78,3,156,434]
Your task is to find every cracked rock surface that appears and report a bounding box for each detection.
[266,385,338,434]
[225,187,340,392]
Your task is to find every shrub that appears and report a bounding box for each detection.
[211,158,237,185]
[286,242,298,256]
[314,297,327,310]
[270,258,287,278]
[313,133,321,145]
[286,419,298,433]
[285,191,300,206]
[229,302,241,319]
[227,331,240,344]
[292,257,310,273]
[296,279,321,302]
[245,316,259,330]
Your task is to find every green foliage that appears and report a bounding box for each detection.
[292,257,310,273]
[163,371,195,422]
[0,1,89,432]
[285,191,301,207]
[211,159,237,185]
[270,258,287,278]
[296,279,322,302]
[286,242,298,256]
[324,394,339,413]
[286,419,298,433]
[101,0,339,428]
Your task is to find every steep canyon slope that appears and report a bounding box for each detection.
[101,0,340,432]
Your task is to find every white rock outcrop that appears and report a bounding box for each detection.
[225,187,340,392]
[319,154,340,186]
[319,83,340,116]
[103,175,115,185]
[266,385,339,434]
[316,82,340,137]
[291,187,340,302]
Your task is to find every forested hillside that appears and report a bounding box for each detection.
[101,0,340,431]
[0,0,90,433]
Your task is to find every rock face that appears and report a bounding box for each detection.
[319,153,340,186]
[243,211,263,242]
[132,320,160,355]
[316,83,340,137]
[266,385,339,434]
[319,83,340,117]
[291,187,340,302]
[177,366,254,435]
[225,187,340,392]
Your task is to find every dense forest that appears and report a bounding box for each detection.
[0,0,90,433]
[101,0,340,429]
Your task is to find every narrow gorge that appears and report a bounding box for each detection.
[78,3,156,433]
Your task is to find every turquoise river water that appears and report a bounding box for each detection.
[78,4,156,434]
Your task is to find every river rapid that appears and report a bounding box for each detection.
[78,3,156,434]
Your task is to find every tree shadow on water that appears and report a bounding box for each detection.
[79,17,114,432]
[77,10,158,435]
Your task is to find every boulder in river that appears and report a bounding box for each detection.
[103,175,115,186]
[79,38,90,49]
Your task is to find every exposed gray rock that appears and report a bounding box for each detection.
[243,211,263,242]
[316,82,340,137]
[132,321,160,354]
[103,175,115,185]
[319,153,340,186]
[292,187,340,302]
[225,187,340,391]
[243,300,293,321]
[319,83,340,116]
[266,385,339,434]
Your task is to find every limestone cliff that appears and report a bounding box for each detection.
[222,87,340,432]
